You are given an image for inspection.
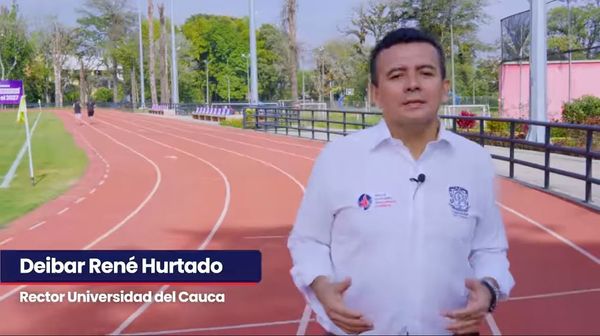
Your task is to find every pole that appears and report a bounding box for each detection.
[137,0,146,108]
[249,0,259,104]
[170,0,179,105]
[23,97,34,185]
[450,17,457,106]
[567,0,572,103]
[528,0,547,143]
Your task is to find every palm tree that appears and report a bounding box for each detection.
[282,0,298,103]
[147,0,158,106]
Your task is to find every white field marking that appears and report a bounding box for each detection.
[508,288,600,301]
[497,202,600,265]
[133,112,323,151]
[296,305,313,336]
[89,188,97,194]
[0,237,14,246]
[80,119,162,251]
[98,180,105,186]
[121,318,315,336]
[28,221,47,231]
[97,118,231,336]
[486,314,501,336]
[243,235,287,239]
[130,117,315,162]
[104,115,314,336]
[57,207,70,215]
[75,197,86,204]
[0,111,43,188]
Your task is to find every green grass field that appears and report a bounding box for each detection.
[0,110,88,227]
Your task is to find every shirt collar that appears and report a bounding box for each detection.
[368,119,454,151]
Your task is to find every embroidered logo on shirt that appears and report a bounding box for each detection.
[449,186,470,217]
[357,194,372,210]
[373,193,397,208]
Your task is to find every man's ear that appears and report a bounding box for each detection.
[441,79,450,103]
[370,82,379,107]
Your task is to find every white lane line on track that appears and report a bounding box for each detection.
[0,237,14,246]
[508,288,600,301]
[101,113,318,336]
[0,114,162,304]
[132,117,316,162]
[497,203,600,265]
[121,318,316,336]
[57,207,70,215]
[28,221,46,231]
[98,119,231,336]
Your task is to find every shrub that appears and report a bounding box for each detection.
[562,95,600,124]
[219,118,243,128]
[456,110,476,129]
[93,87,113,103]
[486,120,509,134]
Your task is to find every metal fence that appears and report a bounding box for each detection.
[244,107,600,209]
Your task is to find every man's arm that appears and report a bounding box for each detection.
[469,154,515,300]
[287,149,335,301]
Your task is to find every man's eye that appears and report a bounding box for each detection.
[422,72,434,76]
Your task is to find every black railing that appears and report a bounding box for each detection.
[244,107,600,209]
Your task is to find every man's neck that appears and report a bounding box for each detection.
[388,119,440,160]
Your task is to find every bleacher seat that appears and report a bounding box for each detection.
[192,106,235,122]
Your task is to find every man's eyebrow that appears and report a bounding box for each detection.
[385,66,406,76]
[416,65,437,71]
[385,64,437,76]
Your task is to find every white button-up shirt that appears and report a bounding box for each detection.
[288,120,515,335]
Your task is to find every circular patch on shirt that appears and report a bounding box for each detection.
[357,194,372,210]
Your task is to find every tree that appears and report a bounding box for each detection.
[281,0,298,102]
[548,4,600,60]
[158,3,170,104]
[0,2,33,80]
[77,0,135,103]
[257,24,289,101]
[45,21,72,107]
[147,0,158,106]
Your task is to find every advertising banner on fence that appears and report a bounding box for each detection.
[0,80,23,105]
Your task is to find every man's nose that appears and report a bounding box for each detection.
[405,73,421,92]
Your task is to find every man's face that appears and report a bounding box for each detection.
[372,42,449,128]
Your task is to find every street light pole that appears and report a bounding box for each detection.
[170,0,179,105]
[137,0,145,108]
[249,0,259,104]
[567,0,572,103]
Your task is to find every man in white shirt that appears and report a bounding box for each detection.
[287,28,514,335]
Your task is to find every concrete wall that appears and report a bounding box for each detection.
[499,60,600,121]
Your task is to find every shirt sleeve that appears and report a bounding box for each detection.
[287,146,337,324]
[469,153,515,300]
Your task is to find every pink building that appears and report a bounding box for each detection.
[499,60,600,121]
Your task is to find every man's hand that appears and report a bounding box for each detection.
[310,276,373,334]
[443,278,493,335]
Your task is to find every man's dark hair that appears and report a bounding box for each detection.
[369,28,446,86]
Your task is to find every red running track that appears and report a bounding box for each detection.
[0,109,598,335]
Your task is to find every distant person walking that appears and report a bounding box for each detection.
[73,100,82,125]
[87,100,96,122]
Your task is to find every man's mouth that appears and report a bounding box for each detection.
[403,100,426,107]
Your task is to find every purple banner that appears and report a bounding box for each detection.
[0,80,23,105]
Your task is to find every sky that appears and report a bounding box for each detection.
[3,0,542,66]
